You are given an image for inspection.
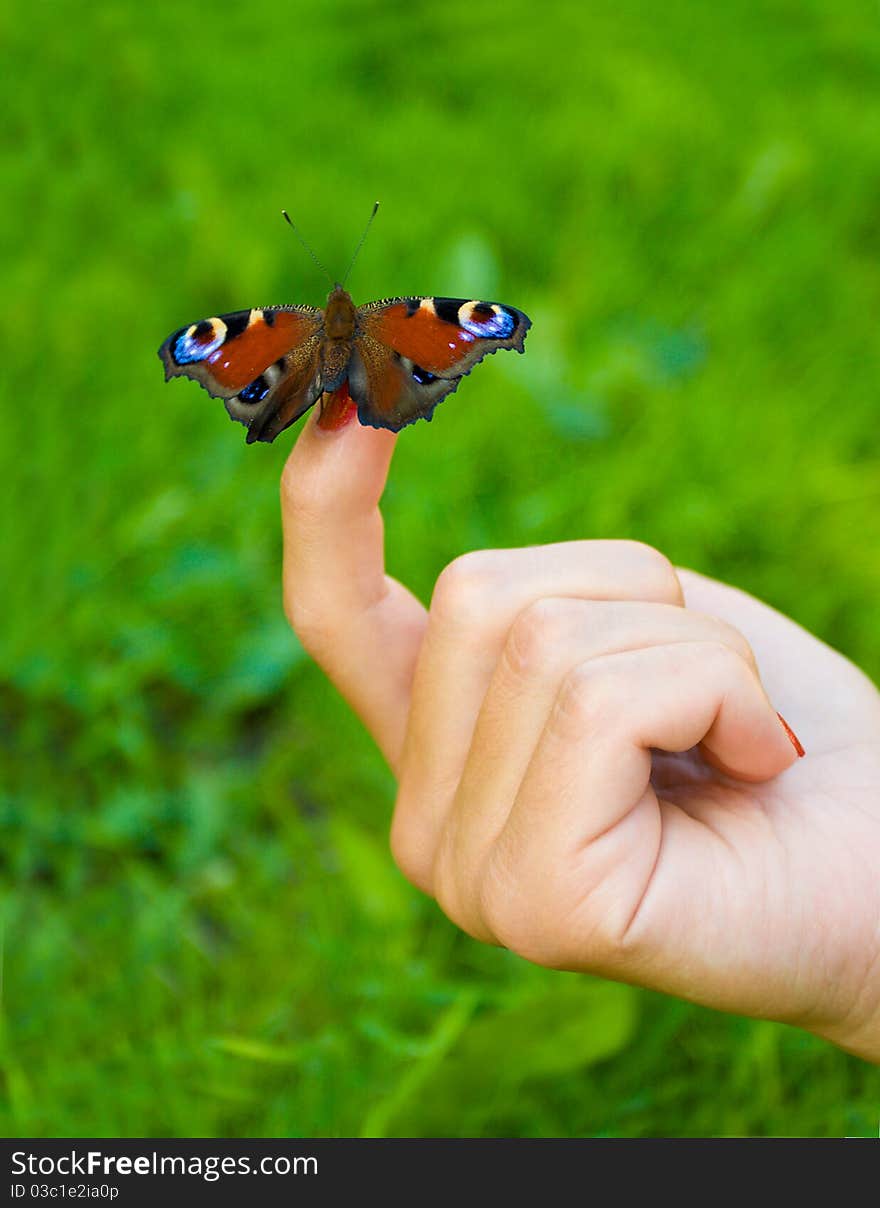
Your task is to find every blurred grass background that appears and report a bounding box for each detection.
[2,0,880,1136]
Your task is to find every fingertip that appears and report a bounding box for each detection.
[281,406,399,520]
[700,706,803,783]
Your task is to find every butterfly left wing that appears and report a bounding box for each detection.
[351,296,531,430]
[158,305,325,443]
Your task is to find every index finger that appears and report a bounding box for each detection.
[280,407,427,770]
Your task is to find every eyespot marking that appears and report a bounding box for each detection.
[239,376,270,404]
[172,317,227,364]
[458,301,515,338]
[411,363,437,385]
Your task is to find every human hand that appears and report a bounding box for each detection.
[280,410,880,1061]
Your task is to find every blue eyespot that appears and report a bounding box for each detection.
[239,376,270,404]
[460,307,515,339]
[172,320,224,364]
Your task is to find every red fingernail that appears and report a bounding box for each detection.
[317,400,357,431]
[777,713,805,757]
[316,383,358,432]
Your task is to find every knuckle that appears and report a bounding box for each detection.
[479,866,577,969]
[282,589,306,635]
[552,662,619,738]
[480,849,641,970]
[726,630,759,675]
[430,550,504,626]
[430,832,486,939]
[504,598,570,679]
[690,612,758,672]
[280,458,312,515]
[701,637,752,682]
[388,809,435,896]
[282,586,329,652]
[279,457,298,506]
[432,859,465,931]
[617,541,683,603]
[281,576,302,629]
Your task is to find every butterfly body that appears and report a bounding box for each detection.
[320,285,358,391]
[159,283,531,443]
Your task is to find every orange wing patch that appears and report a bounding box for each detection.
[208,312,318,390]
[364,302,474,374]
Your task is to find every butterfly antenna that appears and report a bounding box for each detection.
[281,210,333,285]
[341,201,380,287]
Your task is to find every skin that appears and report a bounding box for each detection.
[280,407,880,1062]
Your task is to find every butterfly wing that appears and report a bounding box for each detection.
[351,296,531,430]
[158,306,325,443]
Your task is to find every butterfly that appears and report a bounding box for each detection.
[158,206,531,443]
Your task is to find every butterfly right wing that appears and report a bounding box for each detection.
[159,305,325,443]
[351,295,531,430]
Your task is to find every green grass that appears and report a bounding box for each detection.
[2,0,880,1136]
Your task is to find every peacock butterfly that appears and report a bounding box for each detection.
[158,205,531,443]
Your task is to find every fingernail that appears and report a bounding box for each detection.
[777,712,805,758]
[317,401,357,432]
[316,385,358,432]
